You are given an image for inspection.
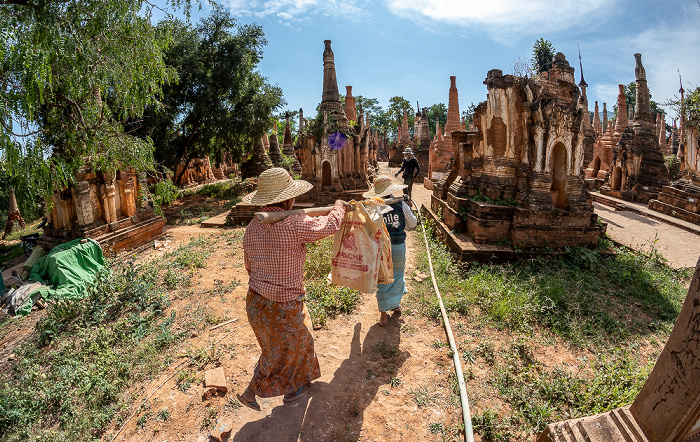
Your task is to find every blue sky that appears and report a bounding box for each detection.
[155,0,700,122]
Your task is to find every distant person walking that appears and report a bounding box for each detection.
[394,148,420,198]
[238,168,348,410]
[363,175,417,326]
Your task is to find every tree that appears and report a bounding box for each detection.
[133,10,284,183]
[613,82,665,120]
[0,0,204,210]
[386,96,414,140]
[425,103,447,138]
[354,95,383,124]
[532,38,555,73]
[685,87,700,128]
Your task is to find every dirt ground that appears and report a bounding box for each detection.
[98,223,465,442]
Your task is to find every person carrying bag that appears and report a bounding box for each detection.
[363,175,417,326]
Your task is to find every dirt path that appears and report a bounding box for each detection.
[594,202,700,269]
[108,222,462,441]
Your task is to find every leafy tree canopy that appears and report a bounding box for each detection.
[681,86,700,129]
[613,82,665,121]
[132,9,284,183]
[386,96,414,139]
[0,0,204,211]
[532,38,555,73]
[425,103,447,139]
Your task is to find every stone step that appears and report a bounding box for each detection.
[656,188,700,213]
[648,200,700,226]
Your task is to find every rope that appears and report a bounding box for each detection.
[110,322,250,441]
[412,199,475,442]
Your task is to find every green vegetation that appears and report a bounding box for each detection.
[408,222,690,437]
[136,10,284,184]
[179,179,255,200]
[0,233,223,441]
[304,236,360,327]
[665,155,681,181]
[0,221,43,266]
[413,227,687,346]
[532,38,556,73]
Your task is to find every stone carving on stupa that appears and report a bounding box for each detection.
[600,53,669,203]
[41,167,166,253]
[426,52,602,249]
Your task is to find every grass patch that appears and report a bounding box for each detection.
[179,178,254,200]
[0,258,184,441]
[0,220,43,266]
[413,225,689,347]
[303,236,360,328]
[409,222,691,438]
[409,383,438,408]
[0,230,220,441]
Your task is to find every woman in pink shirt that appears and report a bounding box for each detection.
[237,168,348,410]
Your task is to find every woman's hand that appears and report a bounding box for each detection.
[335,199,351,210]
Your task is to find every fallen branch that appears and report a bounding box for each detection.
[209,317,239,331]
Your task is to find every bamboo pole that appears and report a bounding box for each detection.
[256,197,403,224]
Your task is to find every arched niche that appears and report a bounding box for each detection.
[322,160,332,188]
[550,142,569,209]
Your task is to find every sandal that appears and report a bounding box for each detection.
[237,393,261,411]
[379,312,389,326]
[283,383,310,403]
[391,305,402,312]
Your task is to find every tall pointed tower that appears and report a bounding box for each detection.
[320,40,344,116]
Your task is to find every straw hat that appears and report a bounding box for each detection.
[362,175,407,199]
[244,168,312,206]
[403,148,413,155]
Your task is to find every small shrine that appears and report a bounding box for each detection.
[649,85,700,225]
[424,53,603,253]
[600,54,670,203]
[42,168,166,253]
[426,76,463,190]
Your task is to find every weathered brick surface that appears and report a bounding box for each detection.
[204,367,227,393]
[425,53,602,249]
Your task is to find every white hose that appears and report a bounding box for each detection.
[413,200,475,442]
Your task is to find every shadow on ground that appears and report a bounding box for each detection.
[233,316,409,441]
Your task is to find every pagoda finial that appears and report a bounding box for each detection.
[577,44,588,89]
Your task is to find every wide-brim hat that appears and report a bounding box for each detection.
[362,175,407,199]
[403,148,413,154]
[243,168,312,206]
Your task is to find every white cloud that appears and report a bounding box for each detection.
[225,0,366,22]
[383,0,610,33]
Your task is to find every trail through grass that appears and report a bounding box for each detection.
[407,222,690,438]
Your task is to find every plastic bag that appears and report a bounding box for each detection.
[375,220,394,285]
[362,199,393,285]
[331,202,380,293]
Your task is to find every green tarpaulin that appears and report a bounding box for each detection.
[16,238,105,316]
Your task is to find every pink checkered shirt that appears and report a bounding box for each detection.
[243,201,346,302]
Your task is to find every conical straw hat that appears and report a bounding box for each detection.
[362,175,406,199]
[243,168,312,206]
[8,188,18,213]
